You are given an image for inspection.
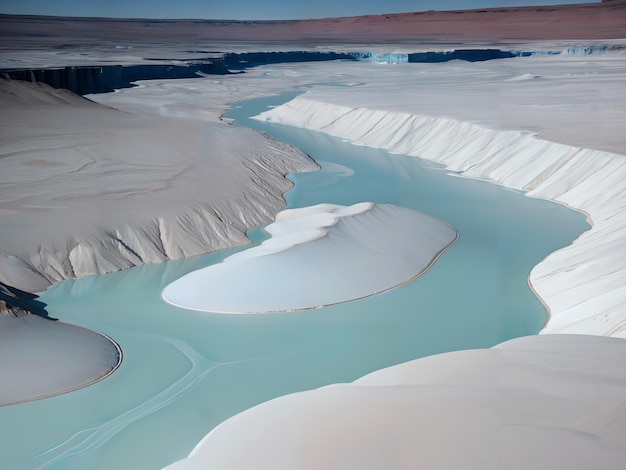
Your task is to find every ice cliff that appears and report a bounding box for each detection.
[0,52,356,95]
[254,96,626,337]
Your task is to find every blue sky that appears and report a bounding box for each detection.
[0,0,598,20]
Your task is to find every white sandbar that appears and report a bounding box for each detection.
[162,203,457,313]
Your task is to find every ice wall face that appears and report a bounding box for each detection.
[0,79,319,291]
[0,62,230,95]
[254,96,626,337]
[223,51,356,70]
[0,52,356,96]
[0,48,537,96]
[408,49,516,62]
[352,52,409,63]
[560,44,626,55]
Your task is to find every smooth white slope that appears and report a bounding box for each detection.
[0,315,121,406]
[162,203,457,313]
[165,334,626,470]
[0,79,318,291]
[254,95,626,337]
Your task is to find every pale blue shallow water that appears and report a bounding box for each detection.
[0,91,588,469]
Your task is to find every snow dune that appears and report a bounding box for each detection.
[162,203,457,313]
[0,315,121,406]
[165,334,626,470]
[254,95,626,337]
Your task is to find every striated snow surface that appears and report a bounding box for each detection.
[253,92,626,337]
[165,334,626,470]
[162,203,457,313]
[0,78,318,291]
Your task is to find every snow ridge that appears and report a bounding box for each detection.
[0,136,318,292]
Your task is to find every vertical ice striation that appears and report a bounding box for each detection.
[352,52,409,63]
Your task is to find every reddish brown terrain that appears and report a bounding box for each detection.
[1,0,625,47]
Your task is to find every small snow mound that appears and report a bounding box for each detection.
[162,202,457,314]
[164,334,626,470]
[506,73,539,81]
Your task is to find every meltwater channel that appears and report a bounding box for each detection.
[0,92,589,470]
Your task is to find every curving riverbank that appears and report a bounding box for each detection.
[253,94,626,337]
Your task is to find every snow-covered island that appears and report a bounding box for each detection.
[163,203,457,313]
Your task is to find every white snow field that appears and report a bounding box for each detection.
[160,48,626,469]
[0,78,318,292]
[162,203,457,313]
[165,334,626,470]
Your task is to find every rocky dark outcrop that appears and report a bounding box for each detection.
[0,281,54,319]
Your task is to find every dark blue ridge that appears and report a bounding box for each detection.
[408,49,516,63]
[0,60,231,95]
[223,51,356,70]
[0,48,535,96]
[0,51,356,96]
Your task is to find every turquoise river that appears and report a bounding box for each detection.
[0,91,589,469]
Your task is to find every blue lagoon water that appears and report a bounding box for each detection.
[0,93,589,469]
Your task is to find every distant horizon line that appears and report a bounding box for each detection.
[0,1,607,24]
